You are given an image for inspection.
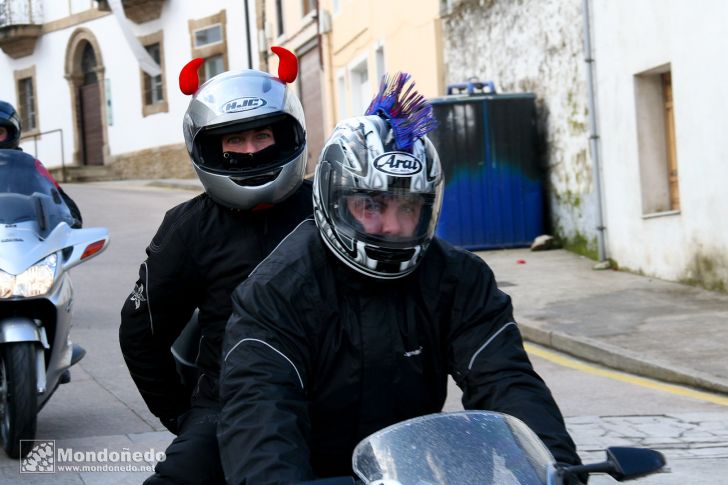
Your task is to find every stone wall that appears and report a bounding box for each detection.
[440,0,597,256]
[110,143,195,180]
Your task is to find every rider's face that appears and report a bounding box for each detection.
[0,126,7,142]
[346,193,423,238]
[221,127,275,154]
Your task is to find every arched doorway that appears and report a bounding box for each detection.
[65,29,107,166]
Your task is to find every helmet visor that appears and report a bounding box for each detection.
[329,185,441,250]
[196,113,304,176]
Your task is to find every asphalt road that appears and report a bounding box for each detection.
[1,182,726,484]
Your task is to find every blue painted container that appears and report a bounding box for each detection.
[429,90,544,250]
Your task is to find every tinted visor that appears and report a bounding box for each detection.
[330,186,439,249]
[196,113,304,175]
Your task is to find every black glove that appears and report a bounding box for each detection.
[159,415,181,435]
[564,472,588,485]
[555,463,588,485]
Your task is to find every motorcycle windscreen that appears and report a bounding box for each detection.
[352,411,554,485]
[0,150,73,236]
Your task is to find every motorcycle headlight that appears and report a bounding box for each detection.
[0,253,58,298]
[0,270,14,298]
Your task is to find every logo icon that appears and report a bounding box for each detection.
[223,97,267,113]
[373,152,422,176]
[130,283,146,310]
[20,440,55,473]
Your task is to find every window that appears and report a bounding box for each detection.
[349,58,370,116]
[375,44,385,84]
[661,72,679,211]
[333,0,340,15]
[17,78,37,131]
[189,11,228,83]
[336,72,347,121]
[194,24,222,48]
[635,65,680,214]
[203,55,225,83]
[302,0,316,16]
[144,43,164,105]
[14,66,38,134]
[81,42,98,85]
[139,31,168,116]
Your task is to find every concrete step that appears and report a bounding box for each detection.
[49,165,120,183]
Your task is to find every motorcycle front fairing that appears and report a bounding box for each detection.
[352,411,555,485]
[0,149,101,405]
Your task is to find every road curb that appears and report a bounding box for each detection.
[146,180,203,192]
[519,322,728,395]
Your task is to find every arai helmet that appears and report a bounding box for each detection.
[313,74,442,279]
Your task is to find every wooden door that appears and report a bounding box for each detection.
[79,83,104,166]
[298,45,325,175]
[662,72,679,210]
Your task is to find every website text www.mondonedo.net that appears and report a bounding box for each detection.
[20,441,166,474]
[56,463,155,473]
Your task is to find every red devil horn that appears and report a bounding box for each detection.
[271,46,298,83]
[179,58,205,95]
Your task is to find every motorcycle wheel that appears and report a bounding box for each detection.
[0,342,38,458]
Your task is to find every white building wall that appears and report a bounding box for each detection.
[593,0,728,289]
[1,0,257,174]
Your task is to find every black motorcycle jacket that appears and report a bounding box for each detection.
[57,185,82,228]
[219,220,581,484]
[119,181,312,424]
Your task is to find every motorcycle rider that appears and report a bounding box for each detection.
[0,99,82,227]
[119,53,310,485]
[218,73,583,484]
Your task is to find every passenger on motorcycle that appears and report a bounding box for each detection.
[218,73,583,484]
[119,50,311,485]
[0,100,82,227]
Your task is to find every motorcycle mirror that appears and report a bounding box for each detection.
[605,446,666,481]
[559,446,665,482]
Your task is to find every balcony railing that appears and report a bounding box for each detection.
[0,0,43,59]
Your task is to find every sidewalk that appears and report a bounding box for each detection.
[477,248,728,395]
[145,178,204,191]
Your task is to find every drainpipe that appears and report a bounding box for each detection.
[582,0,608,264]
[243,0,253,68]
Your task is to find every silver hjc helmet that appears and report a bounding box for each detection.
[314,79,443,279]
[180,48,307,210]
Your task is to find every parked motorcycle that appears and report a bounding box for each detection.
[351,410,666,484]
[0,150,109,458]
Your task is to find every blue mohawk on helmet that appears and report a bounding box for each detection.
[365,72,438,152]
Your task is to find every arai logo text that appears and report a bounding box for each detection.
[223,97,267,113]
[373,152,422,176]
